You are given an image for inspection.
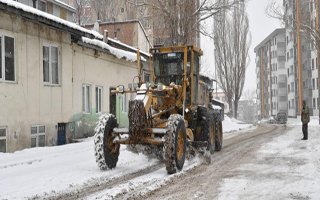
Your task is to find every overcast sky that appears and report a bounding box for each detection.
[201,0,282,93]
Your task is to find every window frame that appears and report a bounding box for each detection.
[38,0,47,12]
[95,86,103,113]
[0,127,7,153]
[82,84,91,113]
[42,43,60,86]
[0,34,16,82]
[31,125,46,148]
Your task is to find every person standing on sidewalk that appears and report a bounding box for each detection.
[301,100,310,140]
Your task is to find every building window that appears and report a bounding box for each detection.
[313,78,315,90]
[313,98,316,109]
[312,59,315,70]
[82,84,91,113]
[0,35,15,81]
[0,127,7,153]
[289,100,291,109]
[38,0,47,12]
[95,86,103,113]
[43,45,59,84]
[122,93,129,113]
[31,125,46,147]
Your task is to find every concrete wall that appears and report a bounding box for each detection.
[0,11,138,152]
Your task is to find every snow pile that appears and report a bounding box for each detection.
[223,115,252,133]
[288,116,319,126]
[218,124,320,199]
[82,37,146,62]
[0,142,158,199]
[0,0,102,39]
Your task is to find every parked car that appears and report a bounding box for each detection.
[268,116,276,124]
[276,112,287,124]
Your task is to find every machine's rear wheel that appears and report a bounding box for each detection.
[94,114,120,170]
[164,114,187,174]
[215,121,223,151]
[207,115,216,154]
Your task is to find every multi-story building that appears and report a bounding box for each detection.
[283,0,318,117]
[254,28,287,119]
[309,0,320,117]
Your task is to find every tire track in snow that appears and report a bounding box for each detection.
[39,162,163,200]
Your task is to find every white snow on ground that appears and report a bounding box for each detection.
[0,117,251,199]
[218,117,320,200]
[223,116,253,137]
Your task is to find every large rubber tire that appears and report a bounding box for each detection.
[164,114,187,174]
[207,112,216,155]
[215,121,223,151]
[199,108,215,155]
[94,114,120,170]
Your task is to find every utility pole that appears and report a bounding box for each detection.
[296,0,303,115]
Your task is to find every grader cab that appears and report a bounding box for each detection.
[94,45,223,174]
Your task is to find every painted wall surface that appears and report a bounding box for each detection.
[0,11,138,152]
[137,24,150,52]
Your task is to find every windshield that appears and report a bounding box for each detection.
[154,52,184,85]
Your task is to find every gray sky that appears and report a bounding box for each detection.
[201,0,282,93]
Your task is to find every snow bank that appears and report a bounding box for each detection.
[0,141,158,199]
[288,116,319,126]
[218,124,320,199]
[223,115,253,133]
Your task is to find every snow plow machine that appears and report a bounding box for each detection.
[94,45,224,174]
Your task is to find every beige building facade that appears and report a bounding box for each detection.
[0,0,141,152]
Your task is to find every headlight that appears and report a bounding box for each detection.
[116,85,124,93]
[157,84,167,91]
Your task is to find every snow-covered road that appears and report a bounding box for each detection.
[2,117,318,200]
[0,116,251,200]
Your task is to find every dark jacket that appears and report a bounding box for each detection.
[301,106,310,124]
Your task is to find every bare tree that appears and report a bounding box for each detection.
[213,0,250,118]
[90,0,124,22]
[74,0,90,25]
[123,0,245,45]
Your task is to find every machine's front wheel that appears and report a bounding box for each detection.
[164,114,187,174]
[94,114,120,170]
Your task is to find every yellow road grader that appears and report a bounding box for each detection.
[94,45,224,174]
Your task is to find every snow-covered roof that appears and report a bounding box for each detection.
[0,0,102,39]
[107,37,151,58]
[81,37,146,62]
[212,98,225,105]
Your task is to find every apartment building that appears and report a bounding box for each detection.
[256,0,320,119]
[309,0,320,116]
[283,0,319,117]
[254,29,287,119]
